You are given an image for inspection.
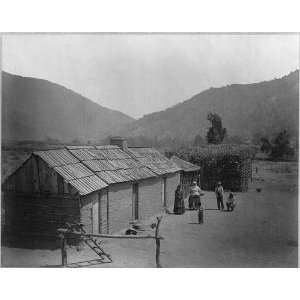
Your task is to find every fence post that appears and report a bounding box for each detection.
[155,216,163,268]
[60,233,67,266]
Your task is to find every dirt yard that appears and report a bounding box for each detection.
[1,160,298,267]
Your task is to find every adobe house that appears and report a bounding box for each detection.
[2,137,181,246]
[171,155,201,199]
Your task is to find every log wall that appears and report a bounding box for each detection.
[3,191,80,248]
[3,155,77,195]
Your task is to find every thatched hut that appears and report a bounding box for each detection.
[176,144,256,192]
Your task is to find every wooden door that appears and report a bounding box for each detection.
[162,177,167,207]
[92,194,99,234]
[132,183,139,220]
[98,190,109,233]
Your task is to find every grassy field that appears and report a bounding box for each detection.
[1,156,298,267]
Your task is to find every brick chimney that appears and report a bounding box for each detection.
[110,136,128,151]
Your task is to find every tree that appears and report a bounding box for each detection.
[260,137,272,154]
[270,130,294,160]
[206,113,226,144]
[259,130,295,160]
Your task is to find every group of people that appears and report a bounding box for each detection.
[215,181,236,211]
[173,180,236,214]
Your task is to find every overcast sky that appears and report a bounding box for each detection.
[2,34,299,119]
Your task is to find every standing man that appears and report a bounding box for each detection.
[215,181,224,210]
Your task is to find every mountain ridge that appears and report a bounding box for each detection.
[2,71,134,143]
[2,70,298,145]
[116,70,299,141]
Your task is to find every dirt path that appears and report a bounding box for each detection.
[2,161,298,267]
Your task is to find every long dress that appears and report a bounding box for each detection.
[174,189,185,214]
[189,185,201,210]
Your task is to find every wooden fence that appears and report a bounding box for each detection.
[57,216,164,268]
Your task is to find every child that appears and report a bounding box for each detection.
[226,192,236,212]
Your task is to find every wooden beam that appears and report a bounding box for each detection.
[106,188,109,234]
[57,228,163,240]
[98,192,102,234]
[59,233,67,266]
[155,216,163,268]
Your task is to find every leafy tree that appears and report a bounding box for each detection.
[259,130,295,160]
[260,137,272,154]
[206,113,226,144]
[270,130,294,160]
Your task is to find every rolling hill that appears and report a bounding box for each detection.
[1,72,134,143]
[2,70,298,146]
[116,70,299,142]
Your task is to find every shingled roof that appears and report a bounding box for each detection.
[33,145,162,195]
[4,144,181,196]
[170,155,201,172]
[33,148,108,196]
[127,147,181,175]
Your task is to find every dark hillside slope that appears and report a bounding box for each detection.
[2,72,134,142]
[118,70,299,141]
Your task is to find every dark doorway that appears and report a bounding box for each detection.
[162,177,167,207]
[132,183,139,220]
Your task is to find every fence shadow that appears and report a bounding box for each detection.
[2,231,80,250]
[42,259,112,268]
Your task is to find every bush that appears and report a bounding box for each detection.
[259,130,296,161]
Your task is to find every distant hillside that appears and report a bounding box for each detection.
[2,72,134,143]
[117,70,299,142]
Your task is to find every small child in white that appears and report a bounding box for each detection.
[226,192,236,212]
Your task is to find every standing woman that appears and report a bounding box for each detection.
[174,184,185,214]
[189,181,201,210]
